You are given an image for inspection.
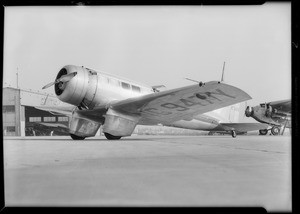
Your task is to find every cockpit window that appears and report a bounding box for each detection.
[121,82,131,90]
[132,85,141,93]
[109,78,119,86]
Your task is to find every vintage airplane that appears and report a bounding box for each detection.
[245,99,291,135]
[38,64,267,140]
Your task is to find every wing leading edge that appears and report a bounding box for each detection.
[34,105,75,116]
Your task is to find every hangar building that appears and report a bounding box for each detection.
[3,87,70,136]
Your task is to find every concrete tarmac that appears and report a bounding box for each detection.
[4,135,291,211]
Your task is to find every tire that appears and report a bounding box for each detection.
[271,126,280,135]
[104,133,122,140]
[259,129,268,135]
[231,130,237,138]
[70,134,86,140]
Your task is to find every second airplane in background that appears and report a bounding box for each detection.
[245,99,291,135]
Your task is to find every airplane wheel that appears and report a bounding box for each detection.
[271,126,280,135]
[231,130,237,138]
[104,133,122,140]
[259,129,268,135]
[70,134,86,140]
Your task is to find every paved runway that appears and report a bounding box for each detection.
[4,135,291,211]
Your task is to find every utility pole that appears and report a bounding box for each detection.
[16,67,19,88]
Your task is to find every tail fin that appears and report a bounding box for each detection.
[217,102,247,123]
[211,102,247,123]
[229,102,247,123]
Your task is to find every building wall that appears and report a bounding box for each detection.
[3,87,20,136]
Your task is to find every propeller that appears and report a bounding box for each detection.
[42,72,77,89]
[245,104,253,117]
[265,102,273,117]
[243,101,247,119]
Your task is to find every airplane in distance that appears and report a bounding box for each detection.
[245,99,291,135]
[38,64,267,140]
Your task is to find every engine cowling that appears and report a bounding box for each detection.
[54,65,98,108]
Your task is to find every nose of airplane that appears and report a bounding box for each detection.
[245,106,253,117]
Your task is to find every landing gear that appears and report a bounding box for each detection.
[271,126,280,135]
[231,130,237,138]
[104,133,122,140]
[70,134,86,140]
[259,129,268,135]
[259,126,281,136]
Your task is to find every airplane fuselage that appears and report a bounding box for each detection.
[42,65,265,139]
[246,105,291,128]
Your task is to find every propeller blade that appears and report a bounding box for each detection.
[244,101,247,117]
[59,72,77,82]
[42,81,56,90]
[245,105,253,117]
[42,72,77,90]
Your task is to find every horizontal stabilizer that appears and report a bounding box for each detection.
[220,123,269,132]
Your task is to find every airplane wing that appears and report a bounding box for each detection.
[269,99,291,115]
[76,81,251,125]
[34,105,75,116]
[219,123,269,132]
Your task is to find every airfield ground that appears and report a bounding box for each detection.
[3,135,291,211]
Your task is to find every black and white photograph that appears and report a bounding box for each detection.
[3,3,292,212]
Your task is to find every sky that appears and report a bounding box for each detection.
[3,3,291,106]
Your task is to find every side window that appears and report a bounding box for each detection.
[3,105,15,113]
[110,78,119,86]
[121,82,131,90]
[6,126,16,132]
[132,85,141,93]
[44,117,56,122]
[58,117,69,122]
[29,117,42,122]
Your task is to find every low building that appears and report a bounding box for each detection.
[3,87,70,136]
